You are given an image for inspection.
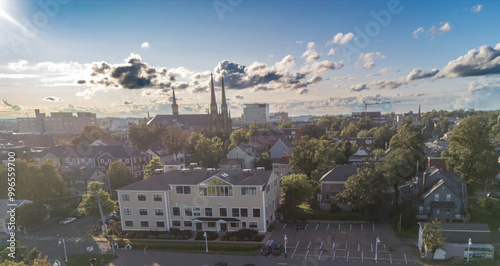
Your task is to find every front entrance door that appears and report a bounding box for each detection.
[195,222,202,231]
[220,223,227,231]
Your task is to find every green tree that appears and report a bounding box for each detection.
[336,164,387,213]
[144,157,163,179]
[162,126,187,160]
[229,128,250,146]
[341,122,360,137]
[296,124,324,139]
[421,219,446,258]
[77,182,115,218]
[252,152,272,170]
[281,174,315,211]
[17,202,47,231]
[70,125,108,146]
[435,115,449,137]
[444,115,498,194]
[107,161,134,196]
[190,135,227,168]
[127,123,167,150]
[277,119,293,129]
[490,124,500,145]
[373,125,396,149]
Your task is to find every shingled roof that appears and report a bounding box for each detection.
[319,164,358,183]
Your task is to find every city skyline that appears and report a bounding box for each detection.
[1,0,500,119]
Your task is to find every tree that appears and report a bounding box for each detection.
[336,164,387,214]
[190,135,227,168]
[252,152,272,170]
[17,202,47,231]
[127,123,166,150]
[373,125,396,149]
[107,161,134,196]
[444,116,498,194]
[77,182,115,218]
[277,119,293,129]
[421,219,446,259]
[229,128,250,146]
[70,125,108,146]
[162,126,187,160]
[435,115,449,137]
[316,114,342,133]
[144,157,163,179]
[296,124,324,139]
[383,122,424,189]
[341,122,360,137]
[281,174,315,211]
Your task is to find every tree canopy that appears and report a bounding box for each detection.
[421,219,446,258]
[77,182,115,218]
[144,157,163,179]
[229,128,251,147]
[16,202,48,231]
[70,125,108,146]
[444,115,498,194]
[107,161,134,196]
[281,174,315,211]
[127,122,167,150]
[189,133,227,168]
[162,126,187,160]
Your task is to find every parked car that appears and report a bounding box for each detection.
[214,262,228,266]
[487,192,500,198]
[59,217,76,225]
[272,244,283,255]
[294,219,306,229]
[98,217,116,225]
[260,245,272,255]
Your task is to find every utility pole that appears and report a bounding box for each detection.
[96,192,108,236]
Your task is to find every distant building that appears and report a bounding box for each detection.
[110,118,139,131]
[319,164,358,203]
[250,129,297,152]
[272,157,292,178]
[270,139,294,159]
[17,109,97,134]
[270,112,289,123]
[148,74,231,133]
[242,103,269,125]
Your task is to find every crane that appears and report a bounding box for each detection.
[362,100,401,119]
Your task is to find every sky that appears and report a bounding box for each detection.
[0,0,499,119]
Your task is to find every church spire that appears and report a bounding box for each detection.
[172,88,179,121]
[210,73,217,115]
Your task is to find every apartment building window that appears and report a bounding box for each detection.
[193,207,201,216]
[185,207,193,216]
[156,221,165,228]
[232,208,240,217]
[434,194,439,201]
[173,207,180,216]
[249,222,258,228]
[198,177,233,197]
[121,194,130,201]
[219,208,227,217]
[205,208,212,217]
[100,159,104,163]
[153,194,162,201]
[125,221,133,227]
[184,221,193,227]
[253,208,261,217]
[107,159,111,163]
[230,222,239,228]
[207,222,216,228]
[123,208,132,215]
[241,208,248,217]
[176,186,191,194]
[137,194,146,201]
[446,194,451,201]
[172,220,181,227]
[140,221,149,227]
[139,208,148,215]
[155,209,164,216]
[241,187,257,195]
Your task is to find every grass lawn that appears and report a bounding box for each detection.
[394,223,419,239]
[66,254,117,266]
[468,197,500,231]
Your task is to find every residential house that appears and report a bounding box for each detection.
[116,168,281,233]
[271,157,292,178]
[146,140,183,164]
[318,164,358,204]
[250,130,296,152]
[226,144,261,169]
[399,166,467,221]
[270,139,294,159]
[425,141,449,171]
[0,199,33,233]
[418,223,495,260]
[347,137,376,153]
[163,160,185,172]
[96,146,151,180]
[348,148,372,164]
[90,138,124,146]
[218,158,244,171]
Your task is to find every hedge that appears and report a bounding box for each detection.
[195,231,218,240]
[221,229,264,241]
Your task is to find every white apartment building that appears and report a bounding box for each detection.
[117,168,281,233]
[242,103,269,125]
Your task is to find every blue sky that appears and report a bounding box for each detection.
[1,0,499,119]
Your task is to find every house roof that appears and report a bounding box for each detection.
[33,145,146,160]
[251,130,286,137]
[319,164,358,183]
[148,114,209,126]
[421,179,461,200]
[63,167,103,180]
[273,156,290,165]
[0,199,33,220]
[117,169,274,191]
[228,144,260,157]
[419,223,495,244]
[90,138,124,146]
[218,158,244,166]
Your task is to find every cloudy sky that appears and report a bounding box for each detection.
[1,0,499,119]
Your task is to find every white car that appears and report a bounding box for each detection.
[59,217,76,225]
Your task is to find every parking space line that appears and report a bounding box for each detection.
[315,223,319,230]
[332,250,336,261]
[347,251,349,262]
[362,251,363,262]
[291,248,297,258]
[345,242,347,250]
[320,241,323,250]
[295,241,300,249]
[404,253,407,264]
[358,243,360,251]
[318,250,322,260]
[307,241,311,249]
[390,253,392,264]
[283,223,287,229]
[338,224,341,230]
[332,242,335,250]
[327,223,330,230]
[371,243,373,252]
[305,223,308,229]
[305,249,309,259]
[350,224,352,230]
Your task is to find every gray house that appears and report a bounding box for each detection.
[269,139,294,159]
[399,166,467,221]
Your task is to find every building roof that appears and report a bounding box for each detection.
[148,114,209,126]
[63,167,104,180]
[273,156,290,165]
[117,169,274,191]
[420,223,495,244]
[33,145,146,160]
[319,164,358,183]
[218,158,244,166]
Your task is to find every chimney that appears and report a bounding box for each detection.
[330,161,336,169]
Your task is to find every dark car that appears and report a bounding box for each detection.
[294,219,306,229]
[242,264,256,266]
[260,245,272,255]
[214,262,228,266]
[272,244,283,255]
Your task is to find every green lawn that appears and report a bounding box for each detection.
[468,197,500,231]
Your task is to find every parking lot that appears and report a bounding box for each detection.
[267,221,421,264]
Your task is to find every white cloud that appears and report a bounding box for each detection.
[345,83,369,92]
[7,59,29,71]
[330,32,354,44]
[412,27,424,39]
[141,42,150,49]
[430,22,452,37]
[301,42,320,62]
[327,48,336,56]
[358,52,386,69]
[296,41,303,44]
[472,4,482,12]
[436,43,500,78]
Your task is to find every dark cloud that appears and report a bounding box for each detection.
[297,88,308,95]
[2,100,21,111]
[77,80,86,84]
[42,96,63,102]
[124,101,133,105]
[406,68,439,81]
[437,44,500,78]
[234,94,244,100]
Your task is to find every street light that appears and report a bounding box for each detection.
[375,237,380,262]
[284,234,288,258]
[467,238,472,263]
[58,238,68,262]
[203,232,208,252]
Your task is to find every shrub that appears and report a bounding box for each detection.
[195,231,218,240]
[267,221,278,232]
[221,229,263,241]
[330,203,342,213]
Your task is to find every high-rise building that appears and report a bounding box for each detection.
[17,110,97,134]
[242,103,269,125]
